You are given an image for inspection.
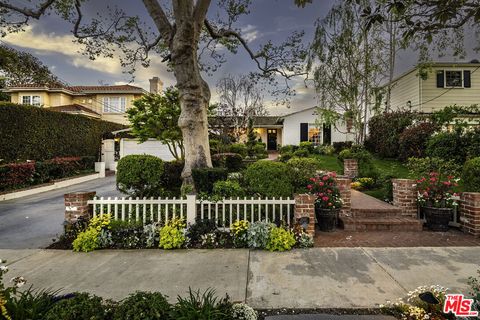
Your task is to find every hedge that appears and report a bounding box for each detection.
[0,103,125,161]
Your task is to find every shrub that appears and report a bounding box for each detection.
[365,110,416,158]
[266,226,296,252]
[160,160,183,197]
[318,145,335,155]
[43,293,108,320]
[332,141,353,154]
[465,128,480,159]
[159,218,186,249]
[356,177,375,190]
[426,130,467,163]
[463,157,480,192]
[109,220,145,249]
[279,145,297,154]
[246,221,272,249]
[278,151,294,162]
[0,103,124,162]
[307,172,343,209]
[338,147,379,180]
[299,141,314,153]
[286,157,322,193]
[186,218,217,248]
[0,162,35,191]
[252,143,268,158]
[231,303,257,320]
[398,122,438,160]
[171,288,232,320]
[212,180,245,198]
[406,157,462,178]
[244,161,293,197]
[192,167,228,194]
[228,143,247,157]
[3,288,57,320]
[292,148,310,158]
[211,153,243,172]
[113,292,170,320]
[116,155,164,198]
[72,215,111,252]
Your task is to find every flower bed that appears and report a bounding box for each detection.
[54,215,313,252]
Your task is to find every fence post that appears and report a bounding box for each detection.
[294,194,316,236]
[186,194,196,225]
[343,159,358,178]
[64,191,96,224]
[392,179,417,217]
[336,177,351,218]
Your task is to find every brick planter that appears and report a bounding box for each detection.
[392,179,417,218]
[336,177,352,218]
[460,193,480,237]
[64,191,96,224]
[294,194,316,236]
[343,159,358,178]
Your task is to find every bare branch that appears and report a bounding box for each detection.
[0,0,54,18]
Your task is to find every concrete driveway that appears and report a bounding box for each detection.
[0,176,122,249]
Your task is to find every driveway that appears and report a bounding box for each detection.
[0,176,122,249]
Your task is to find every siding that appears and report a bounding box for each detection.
[421,66,480,112]
[388,70,420,111]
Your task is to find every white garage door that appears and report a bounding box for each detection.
[121,139,177,161]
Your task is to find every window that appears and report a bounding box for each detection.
[21,95,41,106]
[308,123,321,146]
[103,97,126,113]
[445,70,463,87]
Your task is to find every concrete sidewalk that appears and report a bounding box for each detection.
[1,247,479,309]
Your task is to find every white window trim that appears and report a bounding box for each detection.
[444,70,464,88]
[21,95,42,106]
[103,96,127,113]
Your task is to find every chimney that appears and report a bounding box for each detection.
[149,77,163,94]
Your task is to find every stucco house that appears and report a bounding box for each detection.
[3,77,164,124]
[384,61,480,113]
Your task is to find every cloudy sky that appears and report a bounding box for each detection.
[2,0,478,115]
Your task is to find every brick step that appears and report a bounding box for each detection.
[351,208,403,219]
[340,217,423,232]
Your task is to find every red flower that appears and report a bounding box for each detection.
[322,175,329,181]
[307,185,312,189]
[319,181,324,186]
[322,196,329,201]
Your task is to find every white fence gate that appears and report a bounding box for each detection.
[88,195,296,227]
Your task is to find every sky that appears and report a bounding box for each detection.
[2,0,479,115]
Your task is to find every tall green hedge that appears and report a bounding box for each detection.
[0,103,125,161]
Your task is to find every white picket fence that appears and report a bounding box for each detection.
[88,195,295,227]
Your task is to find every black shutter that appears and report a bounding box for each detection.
[300,123,308,142]
[464,70,471,88]
[436,70,444,88]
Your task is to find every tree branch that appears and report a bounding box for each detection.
[194,0,211,25]
[142,0,173,42]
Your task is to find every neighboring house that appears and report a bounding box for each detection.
[3,77,163,124]
[385,61,480,113]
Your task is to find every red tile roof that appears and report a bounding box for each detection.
[48,104,100,117]
[6,83,144,93]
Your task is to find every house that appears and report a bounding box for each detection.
[385,61,480,113]
[3,77,164,124]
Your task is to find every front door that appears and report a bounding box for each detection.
[267,129,277,150]
[322,124,332,145]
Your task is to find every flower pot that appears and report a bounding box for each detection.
[315,204,339,232]
[423,206,452,232]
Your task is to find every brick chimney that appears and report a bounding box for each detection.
[149,77,163,94]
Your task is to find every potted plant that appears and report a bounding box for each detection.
[307,172,343,232]
[417,172,459,231]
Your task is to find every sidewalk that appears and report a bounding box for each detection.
[1,247,479,309]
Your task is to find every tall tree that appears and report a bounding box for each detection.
[127,87,184,161]
[0,0,308,187]
[216,74,268,140]
[308,0,388,144]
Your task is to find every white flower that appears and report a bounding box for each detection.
[10,276,26,288]
[0,265,8,272]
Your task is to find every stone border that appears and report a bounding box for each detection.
[0,173,101,202]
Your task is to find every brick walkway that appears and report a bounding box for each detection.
[315,228,480,247]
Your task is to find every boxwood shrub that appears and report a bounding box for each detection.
[426,130,467,163]
[192,167,228,194]
[286,157,322,193]
[463,157,480,192]
[244,161,293,197]
[211,153,243,172]
[116,155,164,198]
[398,122,438,160]
[0,103,125,161]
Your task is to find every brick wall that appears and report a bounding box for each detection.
[343,159,358,179]
[392,179,417,217]
[460,193,480,237]
[336,177,351,218]
[64,191,96,224]
[294,194,316,236]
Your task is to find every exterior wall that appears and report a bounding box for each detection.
[9,92,19,104]
[388,69,421,111]
[282,108,355,146]
[420,65,480,113]
[49,93,73,107]
[94,93,136,125]
[16,91,51,107]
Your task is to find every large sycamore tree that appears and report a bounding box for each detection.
[0,0,307,186]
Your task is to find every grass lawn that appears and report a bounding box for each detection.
[313,154,411,201]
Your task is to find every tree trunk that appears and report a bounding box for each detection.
[171,18,212,189]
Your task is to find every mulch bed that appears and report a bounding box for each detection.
[257,308,396,319]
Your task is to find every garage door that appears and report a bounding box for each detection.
[121,139,177,161]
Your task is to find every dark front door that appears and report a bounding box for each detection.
[322,124,332,145]
[267,129,277,150]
